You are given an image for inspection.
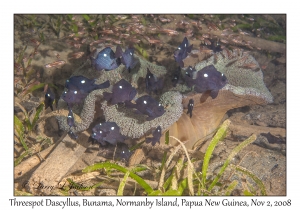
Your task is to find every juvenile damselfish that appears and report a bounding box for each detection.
[115,46,138,73]
[68,130,78,140]
[126,95,165,121]
[63,76,110,107]
[186,99,194,118]
[184,66,197,88]
[145,68,163,94]
[171,67,183,87]
[90,47,121,71]
[61,84,88,107]
[174,37,193,68]
[67,106,75,128]
[103,79,137,105]
[44,87,55,111]
[145,126,162,146]
[65,75,110,94]
[91,122,126,145]
[187,65,227,99]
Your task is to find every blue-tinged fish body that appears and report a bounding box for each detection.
[67,106,75,128]
[193,65,227,99]
[116,143,132,162]
[91,122,126,146]
[61,84,88,107]
[186,99,194,118]
[184,66,197,88]
[126,95,165,121]
[68,131,78,140]
[145,68,163,94]
[91,47,121,71]
[116,46,137,73]
[146,126,162,146]
[65,75,110,94]
[44,87,55,111]
[103,79,137,105]
[174,37,193,67]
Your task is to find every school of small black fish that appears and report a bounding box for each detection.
[46,37,228,151]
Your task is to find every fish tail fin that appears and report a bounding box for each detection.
[97,80,110,89]
[124,100,135,109]
[116,57,121,66]
[179,60,184,68]
[210,90,219,99]
[145,137,152,144]
[103,92,112,102]
[187,44,193,53]
[115,45,123,58]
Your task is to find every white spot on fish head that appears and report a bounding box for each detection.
[178,47,181,50]
[158,129,160,132]
[93,132,96,136]
[74,91,77,94]
[99,123,102,125]
[119,85,122,89]
[99,131,102,133]
[81,80,85,84]
[104,53,107,57]
[158,103,162,106]
[47,93,50,97]
[185,43,186,47]
[111,127,115,130]
[64,91,67,94]
[204,73,208,78]
[148,76,151,78]
[66,80,69,82]
[174,76,177,80]
[221,73,224,76]
[143,100,147,104]
[130,52,133,56]
[68,115,72,118]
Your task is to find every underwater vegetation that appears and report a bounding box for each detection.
[13,14,285,195]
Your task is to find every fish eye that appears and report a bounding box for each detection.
[103,53,107,57]
[74,91,77,94]
[119,85,122,89]
[111,127,115,130]
[204,73,208,78]
[143,100,147,104]
[81,80,85,84]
